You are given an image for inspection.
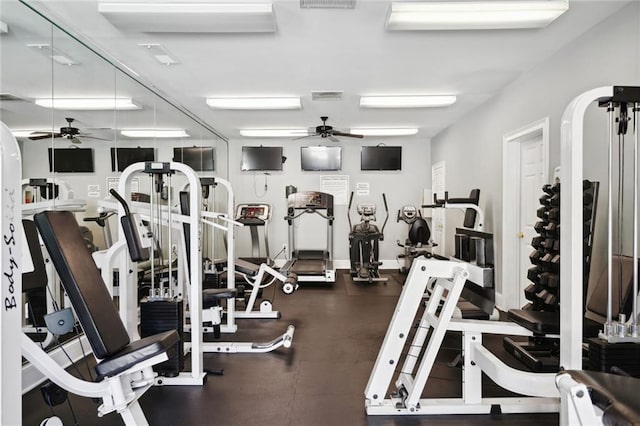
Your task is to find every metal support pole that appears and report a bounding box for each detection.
[633,104,639,335]
[606,103,614,333]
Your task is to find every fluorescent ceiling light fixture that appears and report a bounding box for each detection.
[350,128,418,136]
[11,130,50,138]
[98,2,276,33]
[121,129,189,138]
[0,20,8,34]
[387,1,569,31]
[240,129,310,137]
[27,43,78,66]
[138,43,179,66]
[360,95,456,108]
[207,97,301,110]
[35,98,141,110]
[99,2,272,14]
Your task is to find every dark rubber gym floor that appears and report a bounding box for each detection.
[22,270,559,425]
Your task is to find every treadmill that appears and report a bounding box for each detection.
[235,203,272,266]
[281,191,336,283]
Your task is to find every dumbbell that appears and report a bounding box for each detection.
[536,289,558,311]
[541,237,557,251]
[551,254,560,273]
[549,192,560,207]
[547,274,560,288]
[537,206,551,220]
[539,193,551,206]
[534,220,547,235]
[544,222,559,236]
[583,180,592,190]
[531,236,544,249]
[551,181,560,194]
[542,184,554,195]
[527,266,541,284]
[524,283,540,302]
[548,207,560,221]
[583,191,594,205]
[529,249,543,265]
[553,239,560,252]
[540,253,554,271]
[539,272,551,287]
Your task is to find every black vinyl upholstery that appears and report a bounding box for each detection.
[34,211,178,378]
[507,309,560,334]
[565,370,640,426]
[22,219,48,292]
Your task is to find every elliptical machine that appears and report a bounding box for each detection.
[396,205,433,274]
[347,192,389,283]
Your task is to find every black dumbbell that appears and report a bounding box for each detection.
[534,221,547,234]
[539,193,551,206]
[542,184,554,195]
[544,222,559,236]
[551,254,560,273]
[537,206,551,220]
[524,284,539,302]
[527,266,541,284]
[531,236,543,249]
[553,239,560,251]
[540,253,554,271]
[549,193,560,207]
[529,249,544,265]
[548,274,560,288]
[539,272,551,287]
[548,208,560,221]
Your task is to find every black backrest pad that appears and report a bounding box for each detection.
[22,219,48,292]
[34,211,130,358]
[463,189,480,229]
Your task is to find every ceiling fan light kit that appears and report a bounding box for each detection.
[386,1,569,31]
[360,95,456,108]
[34,97,140,110]
[121,129,189,138]
[206,97,302,110]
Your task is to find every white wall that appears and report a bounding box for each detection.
[227,138,432,266]
[430,2,640,304]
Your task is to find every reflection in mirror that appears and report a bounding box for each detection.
[0,1,228,373]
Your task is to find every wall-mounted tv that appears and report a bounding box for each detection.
[241,146,283,171]
[301,146,342,171]
[110,147,155,172]
[361,146,402,171]
[173,146,214,171]
[48,148,94,173]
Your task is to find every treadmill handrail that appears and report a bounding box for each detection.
[286,208,334,221]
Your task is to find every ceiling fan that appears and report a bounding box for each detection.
[28,117,110,143]
[298,116,364,142]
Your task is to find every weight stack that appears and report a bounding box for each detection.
[140,299,184,377]
[588,337,640,377]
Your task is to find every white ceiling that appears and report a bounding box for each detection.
[0,0,632,142]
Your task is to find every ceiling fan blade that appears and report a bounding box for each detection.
[28,132,59,140]
[328,135,340,143]
[71,137,83,144]
[332,130,363,139]
[293,134,315,141]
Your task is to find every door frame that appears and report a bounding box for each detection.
[431,161,446,256]
[500,117,549,310]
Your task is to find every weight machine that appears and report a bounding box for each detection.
[396,205,434,274]
[347,192,389,283]
[554,86,640,425]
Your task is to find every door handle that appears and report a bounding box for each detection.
[517,232,525,239]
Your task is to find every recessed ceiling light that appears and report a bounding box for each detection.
[360,95,456,108]
[387,1,569,31]
[27,43,78,66]
[0,20,8,34]
[350,128,419,136]
[121,129,189,138]
[240,129,310,137]
[207,97,302,110]
[138,43,179,66]
[35,97,141,110]
[98,2,276,33]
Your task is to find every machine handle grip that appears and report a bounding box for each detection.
[381,193,389,234]
[347,191,354,230]
[109,188,131,215]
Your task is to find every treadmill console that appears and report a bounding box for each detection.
[235,203,271,225]
[287,191,333,210]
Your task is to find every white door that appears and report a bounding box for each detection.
[517,137,545,308]
[431,162,446,256]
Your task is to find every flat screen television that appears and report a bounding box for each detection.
[241,146,283,171]
[110,147,155,172]
[48,148,94,173]
[361,146,402,171]
[301,146,342,171]
[173,146,214,171]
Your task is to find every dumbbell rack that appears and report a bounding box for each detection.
[504,180,598,372]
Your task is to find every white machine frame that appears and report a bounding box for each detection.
[114,163,294,386]
[365,258,559,416]
[1,122,23,424]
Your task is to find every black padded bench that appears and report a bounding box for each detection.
[34,210,179,380]
[559,370,640,425]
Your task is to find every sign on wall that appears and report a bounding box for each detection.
[320,175,349,205]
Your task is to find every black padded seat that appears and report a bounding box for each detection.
[95,330,178,380]
[235,258,260,276]
[457,301,490,320]
[34,210,179,378]
[508,309,560,334]
[564,370,640,426]
[203,288,238,309]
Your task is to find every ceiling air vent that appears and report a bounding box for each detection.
[312,91,344,101]
[300,0,355,9]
